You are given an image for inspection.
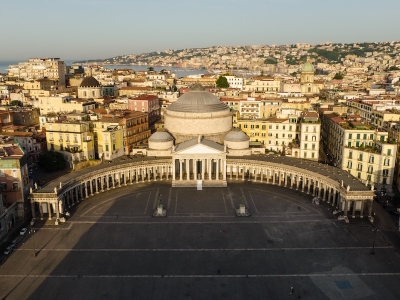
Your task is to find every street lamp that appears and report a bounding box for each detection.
[29,229,36,257]
[370,227,378,255]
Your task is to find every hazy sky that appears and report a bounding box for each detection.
[2,0,399,61]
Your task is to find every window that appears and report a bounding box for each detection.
[387,149,392,156]
[105,145,109,151]
[283,126,286,130]
[275,134,278,138]
[367,175,371,181]
[250,125,254,129]
[312,153,315,158]
[358,172,361,179]
[363,134,367,140]
[262,125,266,130]
[305,135,308,141]
[369,156,374,163]
[0,182,7,191]
[357,134,360,139]
[349,133,352,139]
[244,125,247,128]
[304,143,308,149]
[359,154,363,161]
[347,161,352,168]
[312,144,315,150]
[12,182,18,191]
[384,158,390,166]
[368,166,373,173]
[383,169,389,176]
[357,164,363,171]
[276,125,279,129]
[269,125,272,129]
[349,151,353,159]
[304,153,307,158]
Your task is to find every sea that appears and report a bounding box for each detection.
[0,60,209,78]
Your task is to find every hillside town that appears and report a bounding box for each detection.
[0,40,400,240]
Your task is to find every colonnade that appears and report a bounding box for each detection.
[226,162,374,218]
[172,158,227,181]
[29,158,374,224]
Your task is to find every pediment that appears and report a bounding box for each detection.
[176,143,223,155]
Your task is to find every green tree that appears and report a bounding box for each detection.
[147,67,155,72]
[216,76,229,88]
[10,100,23,107]
[38,151,66,172]
[333,72,344,80]
[389,66,400,71]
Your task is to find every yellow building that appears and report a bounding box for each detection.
[45,121,94,161]
[93,117,125,161]
[243,76,281,93]
[235,119,269,145]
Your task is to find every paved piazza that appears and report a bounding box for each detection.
[1,182,400,300]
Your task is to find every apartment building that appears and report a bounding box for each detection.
[128,95,160,126]
[299,112,321,161]
[45,120,94,161]
[242,76,281,93]
[92,117,125,161]
[37,95,96,116]
[0,143,30,219]
[223,76,244,89]
[7,58,66,87]
[323,113,396,192]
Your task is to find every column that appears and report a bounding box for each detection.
[194,159,197,180]
[307,179,311,194]
[112,173,116,187]
[278,171,281,185]
[180,160,183,180]
[236,165,239,180]
[80,184,84,201]
[90,179,93,195]
[202,159,205,180]
[284,172,287,187]
[216,159,219,180]
[172,160,176,180]
[85,182,89,198]
[242,166,245,180]
[368,200,373,217]
[296,176,300,190]
[39,202,44,220]
[322,185,326,201]
[118,172,122,186]
[186,159,190,180]
[136,169,139,183]
[31,201,36,218]
[260,168,263,182]
[327,187,331,203]
[302,178,305,193]
[352,200,356,218]
[48,201,52,220]
[75,187,80,203]
[101,176,104,192]
[343,199,348,216]
[272,171,276,185]
[223,159,226,181]
[55,200,60,220]
[230,164,233,180]
[360,200,365,218]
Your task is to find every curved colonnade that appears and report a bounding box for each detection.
[29,157,374,224]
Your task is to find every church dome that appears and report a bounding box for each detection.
[301,62,315,73]
[80,76,100,87]
[167,84,228,113]
[148,131,174,142]
[224,129,250,150]
[224,129,250,142]
[148,131,174,150]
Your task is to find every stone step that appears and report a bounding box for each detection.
[172,180,227,187]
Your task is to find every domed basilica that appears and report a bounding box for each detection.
[146,83,253,187]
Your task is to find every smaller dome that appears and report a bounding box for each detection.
[148,131,174,142]
[224,129,249,142]
[301,62,314,73]
[80,76,100,87]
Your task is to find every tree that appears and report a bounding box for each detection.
[38,151,66,172]
[389,66,400,71]
[10,100,23,107]
[333,72,344,80]
[147,67,154,72]
[216,76,229,88]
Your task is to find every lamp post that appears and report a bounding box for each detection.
[29,229,36,257]
[370,227,378,255]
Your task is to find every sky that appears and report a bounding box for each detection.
[1,0,400,61]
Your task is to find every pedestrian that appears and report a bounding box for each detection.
[217,269,220,275]
[290,286,294,294]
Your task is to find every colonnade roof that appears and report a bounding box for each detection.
[38,156,170,193]
[229,155,370,192]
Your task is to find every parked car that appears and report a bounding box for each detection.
[10,238,18,248]
[4,246,12,255]
[20,228,27,236]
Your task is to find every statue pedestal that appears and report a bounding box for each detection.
[153,204,167,217]
[236,204,250,217]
